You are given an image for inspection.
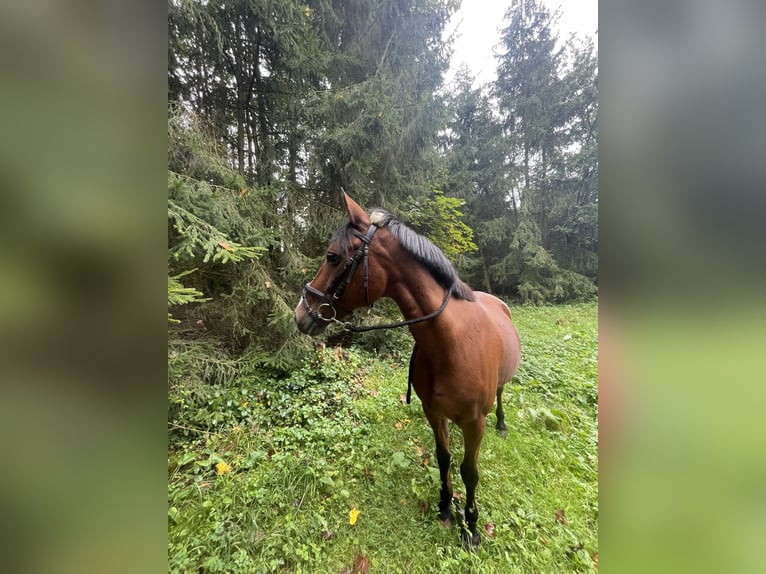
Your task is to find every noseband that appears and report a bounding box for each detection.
[300,223,453,333]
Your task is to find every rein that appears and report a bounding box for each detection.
[301,223,453,333]
[335,288,452,333]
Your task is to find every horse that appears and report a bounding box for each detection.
[293,192,521,549]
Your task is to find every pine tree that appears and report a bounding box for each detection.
[548,37,598,281]
[490,0,596,301]
[441,68,511,292]
[312,0,455,208]
[168,106,311,365]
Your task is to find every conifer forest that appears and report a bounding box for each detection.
[168,0,598,366]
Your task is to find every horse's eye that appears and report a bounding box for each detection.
[326,252,340,265]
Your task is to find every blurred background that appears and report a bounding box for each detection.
[0,1,166,572]
[600,0,766,572]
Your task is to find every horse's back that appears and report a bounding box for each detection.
[473,291,521,385]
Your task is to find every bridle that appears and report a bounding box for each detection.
[301,224,378,325]
[300,223,452,333]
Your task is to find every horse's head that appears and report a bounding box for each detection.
[294,192,391,336]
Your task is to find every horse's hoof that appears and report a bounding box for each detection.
[461,531,481,551]
[438,513,453,528]
[498,428,507,439]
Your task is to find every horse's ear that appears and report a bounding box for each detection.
[341,190,370,227]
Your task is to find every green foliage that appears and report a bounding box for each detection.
[168,304,598,573]
[309,0,455,208]
[169,346,365,438]
[406,188,477,259]
[168,193,267,266]
[437,17,598,303]
[490,215,596,304]
[168,105,312,360]
[325,298,417,361]
[440,69,511,292]
[168,269,210,323]
[168,347,372,572]
[167,109,273,270]
[437,0,598,302]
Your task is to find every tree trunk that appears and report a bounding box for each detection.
[479,247,493,293]
[288,106,297,184]
[247,111,255,182]
[540,147,548,247]
[254,31,270,187]
[235,15,245,175]
[236,85,246,175]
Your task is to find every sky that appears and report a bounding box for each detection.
[445,0,598,86]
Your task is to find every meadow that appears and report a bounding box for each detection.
[168,303,598,573]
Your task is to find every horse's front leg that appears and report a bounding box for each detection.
[425,410,453,525]
[459,415,486,550]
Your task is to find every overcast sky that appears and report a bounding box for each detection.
[445,0,598,85]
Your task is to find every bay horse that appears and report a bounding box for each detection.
[293,192,521,549]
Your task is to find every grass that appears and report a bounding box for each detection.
[168,302,598,573]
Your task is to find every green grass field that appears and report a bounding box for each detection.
[168,303,598,573]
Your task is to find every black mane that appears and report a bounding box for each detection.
[332,210,475,301]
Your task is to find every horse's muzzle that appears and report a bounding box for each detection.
[293,300,329,337]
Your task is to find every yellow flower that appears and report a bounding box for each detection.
[349,506,360,526]
[215,462,232,475]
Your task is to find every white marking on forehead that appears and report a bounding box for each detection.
[369,210,386,225]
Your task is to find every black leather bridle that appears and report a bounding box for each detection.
[300,223,452,333]
[301,224,378,325]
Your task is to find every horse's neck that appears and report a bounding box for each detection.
[386,265,461,347]
[387,265,445,320]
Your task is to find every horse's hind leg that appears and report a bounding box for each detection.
[425,410,453,525]
[459,415,486,550]
[495,384,508,439]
